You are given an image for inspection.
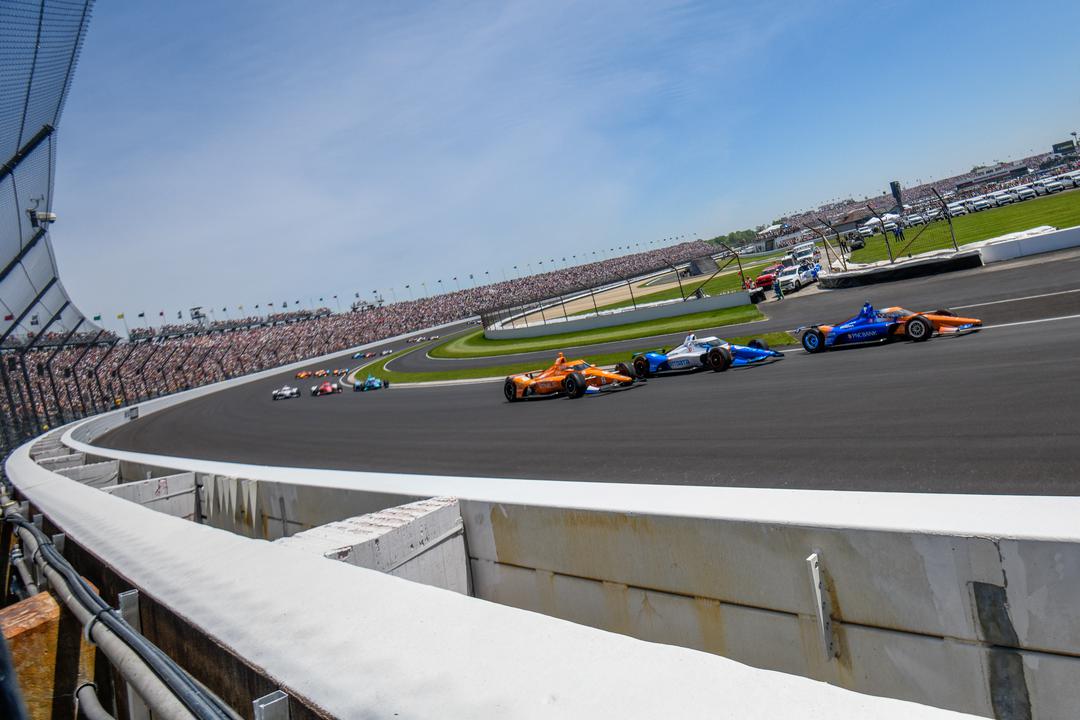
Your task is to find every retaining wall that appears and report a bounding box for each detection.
[979,225,1080,263]
[485,291,752,340]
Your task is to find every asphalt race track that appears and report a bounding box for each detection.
[98,249,1080,495]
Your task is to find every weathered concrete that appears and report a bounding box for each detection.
[104,472,198,521]
[276,497,468,594]
[55,460,119,489]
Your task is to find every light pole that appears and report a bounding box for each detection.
[453,276,460,291]
[405,284,413,300]
[421,282,428,297]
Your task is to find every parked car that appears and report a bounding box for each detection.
[777,264,815,292]
[1014,186,1037,201]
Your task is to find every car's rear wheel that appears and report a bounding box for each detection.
[907,315,933,342]
[633,356,650,378]
[383,380,390,389]
[802,328,826,353]
[748,338,770,351]
[613,362,635,386]
[564,372,588,398]
[503,379,518,402]
[794,281,802,291]
[707,346,732,372]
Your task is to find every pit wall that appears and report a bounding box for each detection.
[42,395,1080,719]
[484,291,752,340]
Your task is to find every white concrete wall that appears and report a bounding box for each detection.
[979,225,1080,263]
[485,291,751,340]
[55,460,119,488]
[104,472,198,521]
[276,497,468,594]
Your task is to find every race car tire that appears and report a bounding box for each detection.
[934,309,956,317]
[748,338,770,351]
[613,363,635,386]
[907,315,933,342]
[632,356,650,378]
[707,346,732,372]
[564,372,588,399]
[504,379,518,403]
[802,328,826,353]
[383,380,390,389]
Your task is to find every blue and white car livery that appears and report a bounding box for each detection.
[631,333,783,377]
[353,374,390,392]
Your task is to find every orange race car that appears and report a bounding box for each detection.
[314,369,329,378]
[800,302,982,353]
[295,370,312,379]
[504,353,637,402]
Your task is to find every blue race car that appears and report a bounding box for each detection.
[798,302,982,353]
[354,374,390,392]
[632,333,783,377]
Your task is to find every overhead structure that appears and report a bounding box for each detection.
[1,0,98,350]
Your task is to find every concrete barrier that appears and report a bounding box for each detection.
[819,252,983,288]
[5,440,977,719]
[979,225,1080,263]
[485,291,752,339]
[104,472,198,520]
[31,406,1080,718]
[276,497,468,594]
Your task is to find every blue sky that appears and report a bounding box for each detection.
[53,0,1080,325]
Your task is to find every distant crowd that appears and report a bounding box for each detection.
[0,240,714,443]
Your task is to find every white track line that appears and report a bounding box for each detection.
[953,287,1080,310]
[982,313,1080,330]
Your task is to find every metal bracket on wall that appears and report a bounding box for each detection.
[806,551,838,661]
[253,689,290,720]
[118,589,151,720]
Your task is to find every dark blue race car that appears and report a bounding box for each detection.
[354,374,390,392]
[799,302,982,353]
[632,333,783,377]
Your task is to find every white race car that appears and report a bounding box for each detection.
[271,385,300,401]
[380,349,394,355]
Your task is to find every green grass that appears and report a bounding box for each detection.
[431,304,764,358]
[850,190,1080,263]
[365,332,797,384]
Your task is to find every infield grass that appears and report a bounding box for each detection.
[849,189,1080,263]
[364,331,797,384]
[431,304,764,358]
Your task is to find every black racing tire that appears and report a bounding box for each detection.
[802,328,826,353]
[907,315,933,342]
[748,338,770,351]
[383,380,390,389]
[633,356,650,378]
[504,379,518,403]
[613,362,635,386]
[933,309,956,317]
[564,372,588,398]
[707,346,732,372]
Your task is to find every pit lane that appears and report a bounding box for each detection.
[95,248,1080,495]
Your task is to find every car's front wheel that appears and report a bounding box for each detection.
[707,346,732,372]
[563,372,588,398]
[613,362,635,386]
[748,338,770,351]
[632,356,650,378]
[907,315,933,342]
[802,328,826,353]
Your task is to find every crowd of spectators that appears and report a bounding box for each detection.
[0,240,715,445]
